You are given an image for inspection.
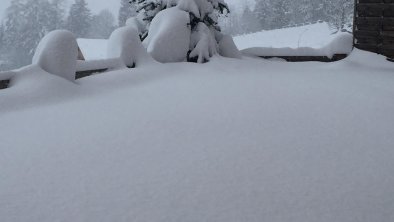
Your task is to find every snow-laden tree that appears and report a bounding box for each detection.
[118,0,138,27]
[2,0,63,68]
[271,0,291,29]
[131,0,231,63]
[48,0,66,30]
[240,6,261,34]
[324,0,354,32]
[219,4,242,35]
[253,0,273,30]
[89,9,116,39]
[66,0,92,38]
[0,23,4,51]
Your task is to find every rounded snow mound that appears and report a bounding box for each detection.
[33,30,78,82]
[144,7,191,63]
[107,26,153,67]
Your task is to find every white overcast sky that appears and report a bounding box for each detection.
[0,0,254,20]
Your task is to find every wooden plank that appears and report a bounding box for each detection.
[357,7,383,17]
[354,17,394,25]
[384,7,394,16]
[0,80,10,90]
[356,37,381,44]
[359,0,383,3]
[380,47,394,56]
[356,23,381,31]
[355,43,380,53]
[76,68,108,79]
[259,54,348,62]
[383,24,394,30]
[382,36,394,44]
[354,30,381,38]
[381,30,394,37]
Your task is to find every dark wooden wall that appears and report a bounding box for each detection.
[354,0,394,58]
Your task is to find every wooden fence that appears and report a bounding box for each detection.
[354,0,394,58]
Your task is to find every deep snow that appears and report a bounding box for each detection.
[0,48,394,222]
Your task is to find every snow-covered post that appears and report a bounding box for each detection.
[32,30,78,82]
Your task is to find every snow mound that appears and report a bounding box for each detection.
[107,26,154,67]
[33,30,78,81]
[144,7,191,63]
[125,17,144,33]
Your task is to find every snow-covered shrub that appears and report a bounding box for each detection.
[107,26,154,67]
[32,30,78,81]
[131,0,237,63]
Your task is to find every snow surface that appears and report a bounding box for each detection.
[234,23,339,50]
[77,38,108,60]
[1,48,394,222]
[234,23,353,57]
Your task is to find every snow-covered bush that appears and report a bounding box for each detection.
[131,0,236,63]
[32,30,78,81]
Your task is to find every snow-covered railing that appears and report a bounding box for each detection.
[0,26,153,91]
[75,58,127,79]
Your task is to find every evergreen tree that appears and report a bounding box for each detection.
[48,0,66,30]
[254,0,274,30]
[240,6,261,34]
[89,9,116,39]
[132,0,229,63]
[0,23,4,51]
[132,0,229,40]
[2,0,63,69]
[0,22,5,67]
[324,0,354,32]
[66,0,92,38]
[271,0,291,29]
[219,5,242,35]
[118,0,137,27]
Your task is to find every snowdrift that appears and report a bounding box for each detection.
[1,49,394,222]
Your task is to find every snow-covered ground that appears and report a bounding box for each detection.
[234,23,353,58]
[1,48,394,221]
[234,22,340,50]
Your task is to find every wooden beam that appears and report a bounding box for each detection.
[0,80,10,90]
[259,54,348,62]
